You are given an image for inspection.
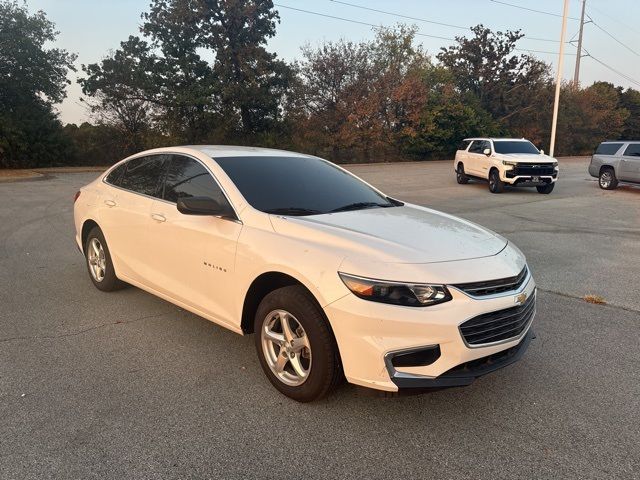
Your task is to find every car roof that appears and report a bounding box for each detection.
[599,140,640,143]
[463,138,529,142]
[181,145,315,158]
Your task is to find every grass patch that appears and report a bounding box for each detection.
[584,294,606,305]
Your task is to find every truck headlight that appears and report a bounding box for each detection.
[502,160,518,166]
[338,273,452,307]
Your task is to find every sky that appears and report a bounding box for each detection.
[26,0,640,125]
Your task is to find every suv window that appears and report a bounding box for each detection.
[119,155,168,197]
[105,163,126,186]
[595,143,623,155]
[623,143,640,157]
[458,140,471,151]
[163,155,230,208]
[468,141,484,154]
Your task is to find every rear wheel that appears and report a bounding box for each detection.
[488,169,504,193]
[84,226,125,291]
[599,167,618,190]
[254,285,342,402]
[456,163,469,184]
[536,183,555,194]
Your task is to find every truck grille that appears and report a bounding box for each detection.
[459,293,535,346]
[511,163,556,176]
[453,266,528,297]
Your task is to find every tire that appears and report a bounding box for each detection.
[84,226,125,292]
[456,163,469,184]
[488,169,504,193]
[599,167,618,190]
[536,183,555,194]
[254,285,342,402]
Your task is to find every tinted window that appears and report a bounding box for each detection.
[105,163,126,186]
[493,141,539,154]
[595,143,623,155]
[623,143,640,157]
[214,156,394,216]
[163,155,230,207]
[120,155,167,197]
[457,140,471,151]
[468,141,483,154]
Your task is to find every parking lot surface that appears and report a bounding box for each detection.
[1,157,639,479]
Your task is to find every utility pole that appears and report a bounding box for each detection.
[550,0,570,158]
[573,0,586,84]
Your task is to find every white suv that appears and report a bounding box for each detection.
[455,138,559,194]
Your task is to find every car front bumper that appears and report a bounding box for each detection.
[324,273,536,392]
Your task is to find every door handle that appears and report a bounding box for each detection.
[104,200,116,207]
[151,213,166,223]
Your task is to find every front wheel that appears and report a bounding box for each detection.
[456,163,469,184]
[536,183,555,194]
[488,169,504,193]
[254,285,342,402]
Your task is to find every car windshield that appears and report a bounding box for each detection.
[213,155,396,216]
[493,141,540,154]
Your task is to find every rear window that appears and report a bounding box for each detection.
[623,143,640,157]
[119,155,168,198]
[595,143,623,155]
[457,140,471,151]
[104,163,126,186]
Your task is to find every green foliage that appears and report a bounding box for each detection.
[0,0,76,167]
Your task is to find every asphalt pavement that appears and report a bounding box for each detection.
[1,157,639,479]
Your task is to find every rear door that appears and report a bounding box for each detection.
[466,141,484,176]
[146,155,242,326]
[98,154,169,283]
[620,143,640,182]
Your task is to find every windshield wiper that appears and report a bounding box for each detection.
[264,207,323,216]
[329,202,393,213]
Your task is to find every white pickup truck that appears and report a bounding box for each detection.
[454,138,559,194]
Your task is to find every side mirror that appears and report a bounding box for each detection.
[540,149,545,155]
[177,196,235,219]
[483,148,491,156]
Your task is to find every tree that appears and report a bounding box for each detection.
[0,0,76,167]
[437,25,551,141]
[619,88,640,140]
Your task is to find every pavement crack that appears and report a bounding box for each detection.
[537,287,640,314]
[0,311,172,344]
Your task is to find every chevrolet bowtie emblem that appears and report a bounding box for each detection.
[515,292,528,305]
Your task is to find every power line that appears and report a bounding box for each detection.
[582,48,640,88]
[273,4,454,41]
[586,4,640,38]
[329,0,559,43]
[488,0,579,20]
[586,12,640,57]
[275,3,574,56]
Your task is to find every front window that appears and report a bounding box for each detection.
[213,156,396,216]
[493,141,540,155]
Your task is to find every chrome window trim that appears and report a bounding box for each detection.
[102,151,242,223]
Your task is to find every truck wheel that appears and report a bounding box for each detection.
[536,183,555,194]
[599,167,618,190]
[488,169,504,193]
[456,164,469,184]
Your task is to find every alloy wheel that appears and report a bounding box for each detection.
[600,171,612,188]
[87,238,106,282]
[260,309,312,386]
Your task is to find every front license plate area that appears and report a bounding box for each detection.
[531,176,540,183]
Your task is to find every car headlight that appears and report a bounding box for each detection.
[502,160,518,166]
[338,272,452,307]
[552,161,559,168]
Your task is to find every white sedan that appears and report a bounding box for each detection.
[74,146,536,401]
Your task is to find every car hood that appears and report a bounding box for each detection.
[270,204,507,264]
[495,153,557,163]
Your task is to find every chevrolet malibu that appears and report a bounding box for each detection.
[74,146,535,402]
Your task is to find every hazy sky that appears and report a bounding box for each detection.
[27,0,640,124]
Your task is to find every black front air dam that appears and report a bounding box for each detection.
[388,329,534,390]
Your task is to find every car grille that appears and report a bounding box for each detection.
[459,292,536,346]
[453,266,528,297]
[511,163,556,176]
